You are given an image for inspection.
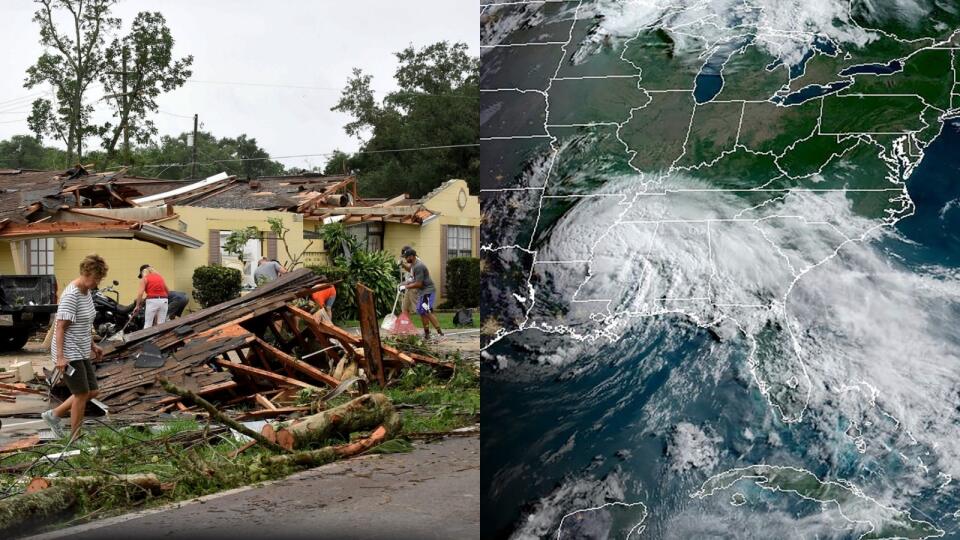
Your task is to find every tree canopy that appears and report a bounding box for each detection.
[24,0,191,167]
[331,41,479,198]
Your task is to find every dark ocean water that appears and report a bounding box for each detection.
[482,119,960,538]
[892,118,960,267]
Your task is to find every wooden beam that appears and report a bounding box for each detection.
[254,393,277,410]
[154,380,239,406]
[356,284,385,387]
[253,337,339,388]
[379,194,409,207]
[235,406,311,420]
[286,304,361,346]
[280,311,310,351]
[314,206,420,217]
[214,358,320,391]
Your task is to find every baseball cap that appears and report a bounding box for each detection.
[401,245,412,256]
[138,264,150,279]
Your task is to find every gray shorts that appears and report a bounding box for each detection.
[64,358,98,395]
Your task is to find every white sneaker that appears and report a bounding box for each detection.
[41,410,65,438]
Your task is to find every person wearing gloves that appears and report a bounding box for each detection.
[398,246,419,315]
[399,248,444,341]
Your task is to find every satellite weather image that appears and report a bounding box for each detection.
[480,0,960,538]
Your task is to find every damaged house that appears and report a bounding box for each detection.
[0,167,479,309]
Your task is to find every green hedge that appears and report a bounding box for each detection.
[192,266,242,308]
[445,257,480,308]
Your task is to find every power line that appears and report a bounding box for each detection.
[157,109,196,119]
[130,142,479,169]
[0,92,48,107]
[183,79,478,98]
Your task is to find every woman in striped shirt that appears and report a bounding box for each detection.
[41,254,108,441]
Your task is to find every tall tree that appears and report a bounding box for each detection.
[332,41,479,198]
[99,11,193,165]
[24,0,119,164]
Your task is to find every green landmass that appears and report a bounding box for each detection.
[619,91,696,171]
[545,125,635,194]
[777,133,859,178]
[738,100,821,154]
[821,95,926,134]
[547,77,648,125]
[844,49,953,111]
[718,44,790,100]
[623,29,700,90]
[695,465,943,540]
[676,100,743,167]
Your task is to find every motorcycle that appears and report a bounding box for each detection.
[93,280,188,339]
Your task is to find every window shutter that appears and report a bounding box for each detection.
[266,231,278,260]
[208,230,221,265]
[440,224,448,298]
[473,226,479,256]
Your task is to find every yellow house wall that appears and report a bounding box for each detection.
[172,206,308,311]
[53,237,174,304]
[384,179,480,303]
[0,244,18,274]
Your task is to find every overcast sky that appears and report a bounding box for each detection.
[0,0,477,172]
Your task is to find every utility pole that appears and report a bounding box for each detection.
[191,113,198,179]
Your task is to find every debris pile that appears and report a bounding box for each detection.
[86,268,449,420]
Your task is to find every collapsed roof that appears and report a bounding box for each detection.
[0,168,438,247]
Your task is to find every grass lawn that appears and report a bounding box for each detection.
[336,310,476,330]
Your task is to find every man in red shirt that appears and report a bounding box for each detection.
[132,264,169,328]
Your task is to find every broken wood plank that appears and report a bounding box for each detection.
[153,380,239,406]
[286,304,361,345]
[234,406,311,421]
[254,393,277,410]
[253,337,340,388]
[213,358,320,391]
[356,284,386,387]
[0,435,41,454]
[0,382,46,395]
[160,379,289,454]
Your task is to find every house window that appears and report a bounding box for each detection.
[29,238,54,275]
[219,232,263,289]
[446,226,473,259]
[346,222,384,252]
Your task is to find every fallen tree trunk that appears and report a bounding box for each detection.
[272,393,398,450]
[160,379,289,454]
[27,473,164,495]
[0,473,169,533]
[262,405,402,468]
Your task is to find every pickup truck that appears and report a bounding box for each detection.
[0,275,58,351]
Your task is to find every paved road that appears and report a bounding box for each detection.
[27,434,480,540]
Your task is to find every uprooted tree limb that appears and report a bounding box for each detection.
[266,393,400,450]
[261,395,402,467]
[0,474,167,533]
[160,379,289,454]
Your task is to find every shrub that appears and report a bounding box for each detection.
[307,250,398,320]
[320,222,362,262]
[192,265,242,308]
[445,257,480,307]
